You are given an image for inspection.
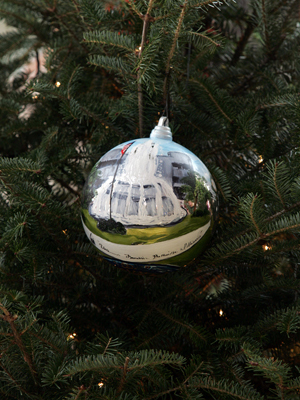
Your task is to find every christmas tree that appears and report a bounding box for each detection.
[1,0,300,398]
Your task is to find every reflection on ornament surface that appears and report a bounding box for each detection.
[81,118,218,273]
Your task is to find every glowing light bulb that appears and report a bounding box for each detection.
[98,382,104,388]
[262,244,271,251]
[135,45,142,55]
[55,81,61,87]
[219,309,224,316]
[258,155,263,163]
[67,332,77,340]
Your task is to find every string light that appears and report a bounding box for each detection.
[98,382,104,388]
[67,332,77,340]
[55,81,61,87]
[135,45,142,55]
[258,155,263,163]
[219,309,224,316]
[262,244,271,251]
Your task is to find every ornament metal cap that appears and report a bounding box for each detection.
[150,116,172,140]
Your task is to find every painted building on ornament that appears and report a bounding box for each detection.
[89,140,196,227]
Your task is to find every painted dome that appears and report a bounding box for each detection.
[89,140,187,227]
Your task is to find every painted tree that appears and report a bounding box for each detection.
[181,171,211,215]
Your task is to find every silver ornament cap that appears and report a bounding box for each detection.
[150,117,172,140]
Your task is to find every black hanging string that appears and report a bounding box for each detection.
[163,68,172,122]
[36,50,40,78]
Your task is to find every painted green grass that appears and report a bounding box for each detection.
[82,209,211,245]
[82,209,213,267]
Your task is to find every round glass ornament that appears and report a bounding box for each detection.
[81,117,218,273]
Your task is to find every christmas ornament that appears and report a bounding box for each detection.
[81,117,218,273]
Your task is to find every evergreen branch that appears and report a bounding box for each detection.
[153,10,179,21]
[70,0,80,14]
[50,44,73,82]
[135,286,179,332]
[0,303,38,385]
[30,210,68,251]
[21,318,37,335]
[145,385,182,400]
[136,331,162,349]
[137,0,155,137]
[0,7,36,30]
[265,213,300,237]
[256,102,293,110]
[244,347,291,387]
[183,361,205,384]
[165,0,188,75]
[205,232,259,263]
[62,98,124,136]
[286,377,300,391]
[3,212,28,241]
[117,356,130,394]
[67,252,116,288]
[0,360,33,398]
[191,377,264,400]
[66,350,185,376]
[74,385,86,400]
[250,196,262,236]
[227,200,300,247]
[52,177,80,196]
[0,32,30,59]
[273,162,287,209]
[140,0,155,55]
[136,33,162,96]
[187,120,207,135]
[145,361,207,400]
[187,0,231,10]
[88,54,132,75]
[231,6,292,97]
[28,330,64,354]
[189,31,221,48]
[51,8,88,54]
[223,236,260,256]
[125,0,143,18]
[67,65,80,100]
[154,306,207,343]
[265,201,300,223]
[209,166,232,201]
[83,31,136,52]
[261,0,270,53]
[198,273,225,296]
[0,158,42,174]
[0,332,13,337]
[231,18,256,66]
[208,211,300,264]
[190,79,233,123]
[102,337,112,356]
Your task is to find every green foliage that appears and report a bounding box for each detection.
[1,0,300,399]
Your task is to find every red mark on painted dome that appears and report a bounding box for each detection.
[121,142,134,156]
